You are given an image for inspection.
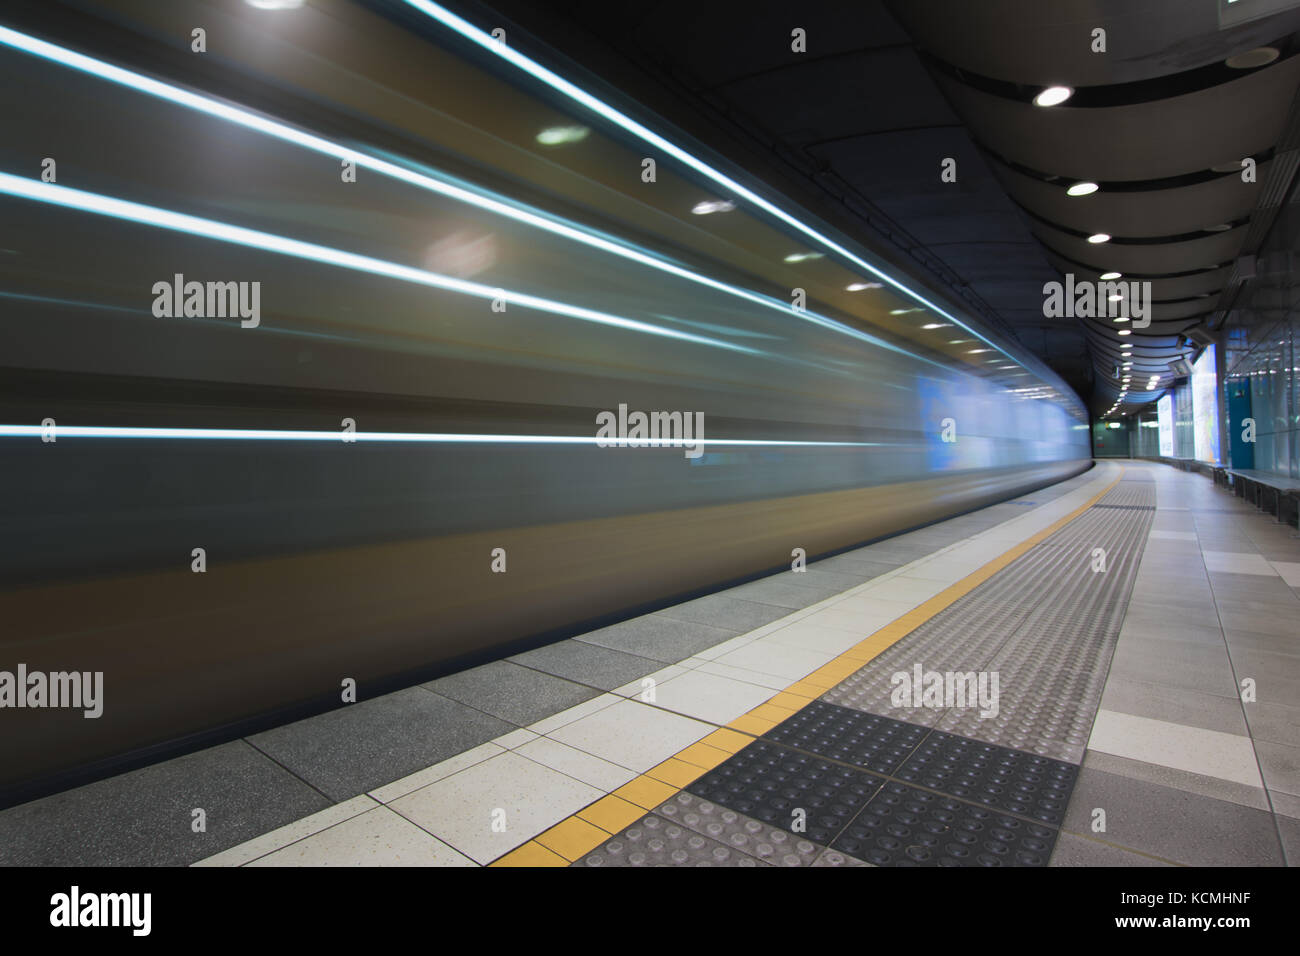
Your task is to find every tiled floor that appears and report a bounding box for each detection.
[2,460,1295,867]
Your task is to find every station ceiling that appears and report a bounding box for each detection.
[463,0,1300,414]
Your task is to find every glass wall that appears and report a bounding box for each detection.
[1221,184,1300,479]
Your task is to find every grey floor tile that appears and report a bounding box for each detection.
[1107,643,1239,698]
[574,614,739,662]
[1061,766,1283,866]
[655,594,792,632]
[724,578,843,609]
[1254,740,1300,798]
[1099,677,1249,736]
[1242,700,1300,748]
[1224,627,1300,658]
[1216,600,1298,637]
[784,567,873,591]
[1049,831,1176,867]
[422,660,598,727]
[1082,750,1270,811]
[815,555,903,578]
[0,741,331,866]
[247,688,512,802]
[1276,813,1300,866]
[508,639,660,691]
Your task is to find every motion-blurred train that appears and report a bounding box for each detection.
[0,0,1090,800]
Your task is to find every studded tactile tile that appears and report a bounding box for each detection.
[686,740,885,845]
[573,813,764,867]
[831,780,1059,867]
[762,700,930,774]
[655,791,822,866]
[892,731,1078,825]
[812,848,873,867]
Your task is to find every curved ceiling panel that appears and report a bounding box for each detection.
[988,161,1265,237]
[933,56,1300,182]
[886,0,1300,87]
[1030,222,1247,274]
[1040,251,1233,299]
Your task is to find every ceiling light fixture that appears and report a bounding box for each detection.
[1087,233,1111,244]
[1100,271,1121,280]
[1225,47,1279,69]
[691,199,736,215]
[1066,182,1099,196]
[846,282,883,291]
[1034,86,1073,107]
[535,125,590,146]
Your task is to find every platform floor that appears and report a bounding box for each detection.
[2,460,1297,867]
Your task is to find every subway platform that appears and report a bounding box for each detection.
[2,460,1296,868]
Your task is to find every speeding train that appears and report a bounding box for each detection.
[0,0,1090,801]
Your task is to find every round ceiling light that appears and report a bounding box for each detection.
[1225,47,1279,70]
[1067,181,1099,196]
[1087,233,1111,244]
[1034,86,1073,107]
[1100,271,1122,280]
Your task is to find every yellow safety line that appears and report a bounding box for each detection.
[491,469,1125,865]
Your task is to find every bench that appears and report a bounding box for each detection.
[1213,467,1300,528]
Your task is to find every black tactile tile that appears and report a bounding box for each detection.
[893,731,1079,826]
[685,740,885,845]
[762,700,930,775]
[831,780,1059,867]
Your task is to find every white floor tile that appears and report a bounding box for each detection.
[525,693,622,735]
[514,736,637,791]
[648,669,776,724]
[760,620,864,656]
[612,664,691,698]
[711,639,833,681]
[246,806,475,867]
[193,795,380,867]
[1087,708,1263,788]
[1150,530,1198,541]
[692,659,793,690]
[368,743,505,804]
[546,698,714,772]
[1271,561,1300,588]
[493,728,540,749]
[389,751,603,864]
[1202,551,1279,576]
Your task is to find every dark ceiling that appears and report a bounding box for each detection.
[451,0,1300,414]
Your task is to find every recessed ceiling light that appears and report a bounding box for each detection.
[536,125,590,146]
[890,308,924,315]
[691,199,736,215]
[846,282,883,291]
[967,349,991,354]
[1066,181,1099,196]
[1117,329,1131,336]
[1113,316,1129,322]
[1087,233,1111,244]
[921,323,952,329]
[1034,86,1073,107]
[783,251,823,263]
[1100,271,1122,280]
[1225,46,1279,70]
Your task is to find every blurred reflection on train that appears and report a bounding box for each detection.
[0,0,1089,798]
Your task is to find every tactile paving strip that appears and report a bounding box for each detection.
[573,813,764,867]
[822,490,1155,763]
[686,740,885,844]
[762,700,929,774]
[655,791,822,866]
[830,780,1059,867]
[893,731,1078,826]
